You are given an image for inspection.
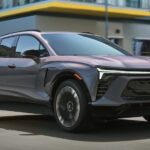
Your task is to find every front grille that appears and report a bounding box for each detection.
[96,75,115,99]
[122,79,150,101]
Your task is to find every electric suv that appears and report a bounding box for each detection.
[1,30,150,132]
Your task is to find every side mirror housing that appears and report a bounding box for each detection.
[23,50,40,63]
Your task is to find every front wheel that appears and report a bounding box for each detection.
[53,80,89,132]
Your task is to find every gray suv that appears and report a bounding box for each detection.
[1,30,150,132]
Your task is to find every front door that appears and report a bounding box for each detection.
[0,35,49,102]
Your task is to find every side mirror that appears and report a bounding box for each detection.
[23,50,40,63]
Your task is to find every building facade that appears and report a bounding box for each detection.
[0,0,150,55]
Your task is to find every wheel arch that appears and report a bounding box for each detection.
[50,71,91,108]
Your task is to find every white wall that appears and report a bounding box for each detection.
[36,15,123,38]
[36,16,98,34]
[123,22,150,53]
[0,16,36,35]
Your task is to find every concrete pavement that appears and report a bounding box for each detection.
[0,110,150,150]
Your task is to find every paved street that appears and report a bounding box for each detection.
[0,110,150,150]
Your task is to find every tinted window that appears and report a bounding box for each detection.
[0,37,16,57]
[133,39,150,56]
[42,33,129,56]
[16,35,49,58]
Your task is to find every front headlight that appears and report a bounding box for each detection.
[97,68,150,79]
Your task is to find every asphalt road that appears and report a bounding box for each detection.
[0,111,150,150]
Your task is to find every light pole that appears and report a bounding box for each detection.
[105,0,109,39]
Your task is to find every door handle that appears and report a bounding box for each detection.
[8,64,16,69]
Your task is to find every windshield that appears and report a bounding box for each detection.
[42,33,130,56]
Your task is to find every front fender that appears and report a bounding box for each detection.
[42,62,99,102]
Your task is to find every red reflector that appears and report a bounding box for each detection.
[74,73,82,80]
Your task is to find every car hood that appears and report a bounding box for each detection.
[44,55,150,70]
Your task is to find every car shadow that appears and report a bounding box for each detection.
[0,115,150,142]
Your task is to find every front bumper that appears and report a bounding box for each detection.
[90,103,150,118]
[89,75,150,118]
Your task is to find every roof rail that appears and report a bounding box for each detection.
[1,29,41,37]
[82,32,94,34]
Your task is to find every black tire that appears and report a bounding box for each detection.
[53,79,89,132]
[143,116,150,122]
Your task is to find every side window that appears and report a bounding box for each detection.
[0,37,16,57]
[16,35,49,58]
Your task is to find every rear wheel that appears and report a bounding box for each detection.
[53,79,89,132]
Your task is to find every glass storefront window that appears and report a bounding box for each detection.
[3,0,13,8]
[0,0,46,9]
[122,0,149,9]
[108,0,117,6]
[126,0,140,8]
[141,0,150,9]
[0,0,3,9]
[0,0,149,10]
[96,0,150,9]
[133,39,150,56]
[13,0,20,6]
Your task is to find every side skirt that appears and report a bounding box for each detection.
[0,101,52,115]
